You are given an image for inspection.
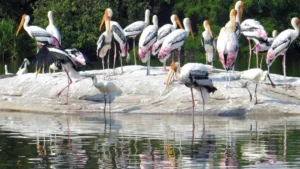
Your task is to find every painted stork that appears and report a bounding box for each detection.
[240,68,275,104]
[46,11,61,44]
[201,20,216,66]
[217,9,239,86]
[35,45,86,104]
[158,18,194,67]
[16,14,61,48]
[152,14,183,70]
[241,19,268,69]
[138,15,158,75]
[124,9,150,65]
[165,62,217,130]
[97,8,112,79]
[225,0,244,37]
[266,17,300,88]
[252,30,278,68]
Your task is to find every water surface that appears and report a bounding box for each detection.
[0,111,299,168]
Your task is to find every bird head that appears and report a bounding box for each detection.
[230,9,237,31]
[236,1,244,22]
[99,8,112,32]
[165,62,180,89]
[263,71,276,88]
[65,48,86,66]
[172,14,183,29]
[204,20,213,38]
[16,14,28,36]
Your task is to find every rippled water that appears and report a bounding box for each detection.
[0,112,299,168]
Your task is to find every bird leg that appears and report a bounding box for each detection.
[120,51,123,74]
[102,58,105,80]
[244,81,252,101]
[163,61,168,72]
[199,87,205,131]
[190,88,195,130]
[254,83,258,105]
[133,37,137,65]
[56,69,72,105]
[247,39,252,69]
[282,54,287,89]
[178,49,181,67]
[109,94,111,113]
[103,94,107,115]
[260,53,264,69]
[146,52,150,75]
[107,49,110,79]
[255,47,259,68]
[113,43,117,75]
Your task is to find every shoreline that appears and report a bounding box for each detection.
[0,65,300,116]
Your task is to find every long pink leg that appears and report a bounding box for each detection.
[199,87,205,131]
[133,37,137,65]
[260,53,264,69]
[282,54,287,88]
[255,46,259,68]
[191,88,195,129]
[56,69,72,104]
[113,43,117,75]
[247,39,252,69]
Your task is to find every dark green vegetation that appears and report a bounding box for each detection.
[1,0,300,72]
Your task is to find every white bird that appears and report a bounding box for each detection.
[124,9,150,65]
[252,30,278,68]
[16,14,61,48]
[49,62,62,73]
[16,58,30,75]
[165,62,217,130]
[4,65,14,76]
[217,9,239,86]
[241,19,268,69]
[201,20,216,66]
[90,74,122,112]
[152,14,183,70]
[225,0,244,36]
[97,8,112,79]
[46,11,61,44]
[138,15,158,75]
[240,68,275,104]
[266,17,300,88]
[158,18,194,67]
[35,45,86,104]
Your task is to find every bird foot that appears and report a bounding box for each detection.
[56,92,62,98]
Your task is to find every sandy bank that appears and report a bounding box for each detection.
[0,65,299,116]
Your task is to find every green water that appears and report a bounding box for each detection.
[0,112,299,168]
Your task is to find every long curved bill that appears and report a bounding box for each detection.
[165,69,175,89]
[16,14,26,36]
[230,9,237,32]
[266,73,276,88]
[206,21,213,38]
[239,2,244,22]
[175,15,183,29]
[190,21,194,40]
[99,9,108,31]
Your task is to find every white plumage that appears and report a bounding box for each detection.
[124,9,150,65]
[240,68,275,104]
[201,20,216,66]
[152,14,182,70]
[165,62,217,129]
[158,18,194,67]
[16,58,30,75]
[266,17,300,87]
[46,11,61,44]
[138,15,158,75]
[16,14,60,48]
[90,74,122,112]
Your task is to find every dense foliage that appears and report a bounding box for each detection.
[1,0,300,64]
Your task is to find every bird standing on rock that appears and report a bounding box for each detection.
[240,68,276,104]
[165,62,217,130]
[90,74,122,112]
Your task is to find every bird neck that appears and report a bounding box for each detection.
[4,65,8,74]
[24,62,27,69]
[24,16,29,29]
[171,18,177,29]
[145,11,150,25]
[175,67,182,81]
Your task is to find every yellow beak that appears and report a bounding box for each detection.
[99,10,108,31]
[175,16,183,29]
[206,21,213,38]
[16,14,26,36]
[165,69,175,89]
[190,22,194,40]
